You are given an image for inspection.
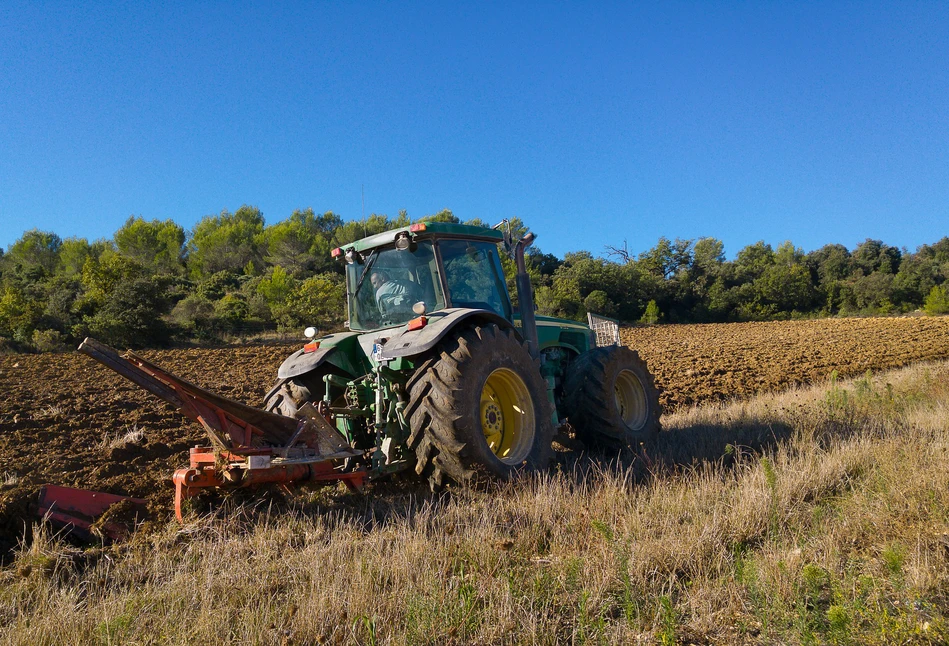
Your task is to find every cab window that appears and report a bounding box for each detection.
[438,240,512,319]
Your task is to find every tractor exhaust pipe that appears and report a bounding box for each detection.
[514,233,540,360]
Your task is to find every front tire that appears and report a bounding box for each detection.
[264,368,345,418]
[563,345,661,450]
[405,323,555,489]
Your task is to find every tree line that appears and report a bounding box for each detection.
[1,205,947,351]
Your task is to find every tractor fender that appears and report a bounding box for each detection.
[381,308,520,359]
[276,346,338,379]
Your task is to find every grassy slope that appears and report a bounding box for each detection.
[2,363,949,645]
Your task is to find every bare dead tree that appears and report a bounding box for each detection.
[605,239,631,264]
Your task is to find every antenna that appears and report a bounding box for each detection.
[361,185,366,238]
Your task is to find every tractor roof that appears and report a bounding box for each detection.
[339,221,505,254]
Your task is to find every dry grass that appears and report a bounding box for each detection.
[97,425,145,453]
[3,362,949,644]
[29,405,63,421]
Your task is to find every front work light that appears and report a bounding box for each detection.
[394,231,415,251]
[344,248,362,264]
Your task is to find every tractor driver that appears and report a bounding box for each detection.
[370,270,422,320]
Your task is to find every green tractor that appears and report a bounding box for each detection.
[263,220,661,488]
[69,221,663,524]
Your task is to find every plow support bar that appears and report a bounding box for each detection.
[78,338,302,450]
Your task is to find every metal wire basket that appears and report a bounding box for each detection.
[587,312,621,347]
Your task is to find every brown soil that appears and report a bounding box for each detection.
[1,315,948,558]
[622,315,949,410]
[0,343,298,559]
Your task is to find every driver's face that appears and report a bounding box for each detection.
[370,272,385,290]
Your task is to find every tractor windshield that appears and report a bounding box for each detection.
[346,240,446,331]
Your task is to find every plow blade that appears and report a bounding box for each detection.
[36,485,147,542]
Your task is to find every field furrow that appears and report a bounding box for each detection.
[622,315,949,410]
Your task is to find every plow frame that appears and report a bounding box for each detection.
[77,338,369,523]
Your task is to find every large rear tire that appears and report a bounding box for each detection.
[563,345,661,450]
[404,323,555,489]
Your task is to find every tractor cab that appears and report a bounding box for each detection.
[336,223,513,331]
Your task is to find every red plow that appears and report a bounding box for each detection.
[37,338,365,535]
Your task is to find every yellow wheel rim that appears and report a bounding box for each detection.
[480,368,535,465]
[615,369,648,431]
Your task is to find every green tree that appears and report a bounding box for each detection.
[852,239,901,275]
[706,277,735,320]
[754,263,816,313]
[260,208,342,276]
[528,251,562,278]
[924,284,949,315]
[774,240,805,266]
[892,238,949,309]
[692,237,725,274]
[114,216,185,274]
[256,265,296,314]
[43,274,85,337]
[58,237,107,277]
[168,294,216,341]
[848,272,895,312]
[543,252,648,322]
[637,237,693,279]
[214,294,251,332]
[196,270,241,301]
[79,276,172,347]
[734,241,775,281]
[806,243,853,313]
[807,243,852,283]
[276,273,346,329]
[187,205,265,278]
[418,208,460,224]
[640,299,661,325]
[682,237,726,320]
[0,285,42,342]
[5,229,62,277]
[583,290,616,317]
[79,250,149,305]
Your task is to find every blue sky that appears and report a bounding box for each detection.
[1,2,947,260]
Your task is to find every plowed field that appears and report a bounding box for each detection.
[0,344,296,558]
[621,316,949,410]
[1,315,948,558]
